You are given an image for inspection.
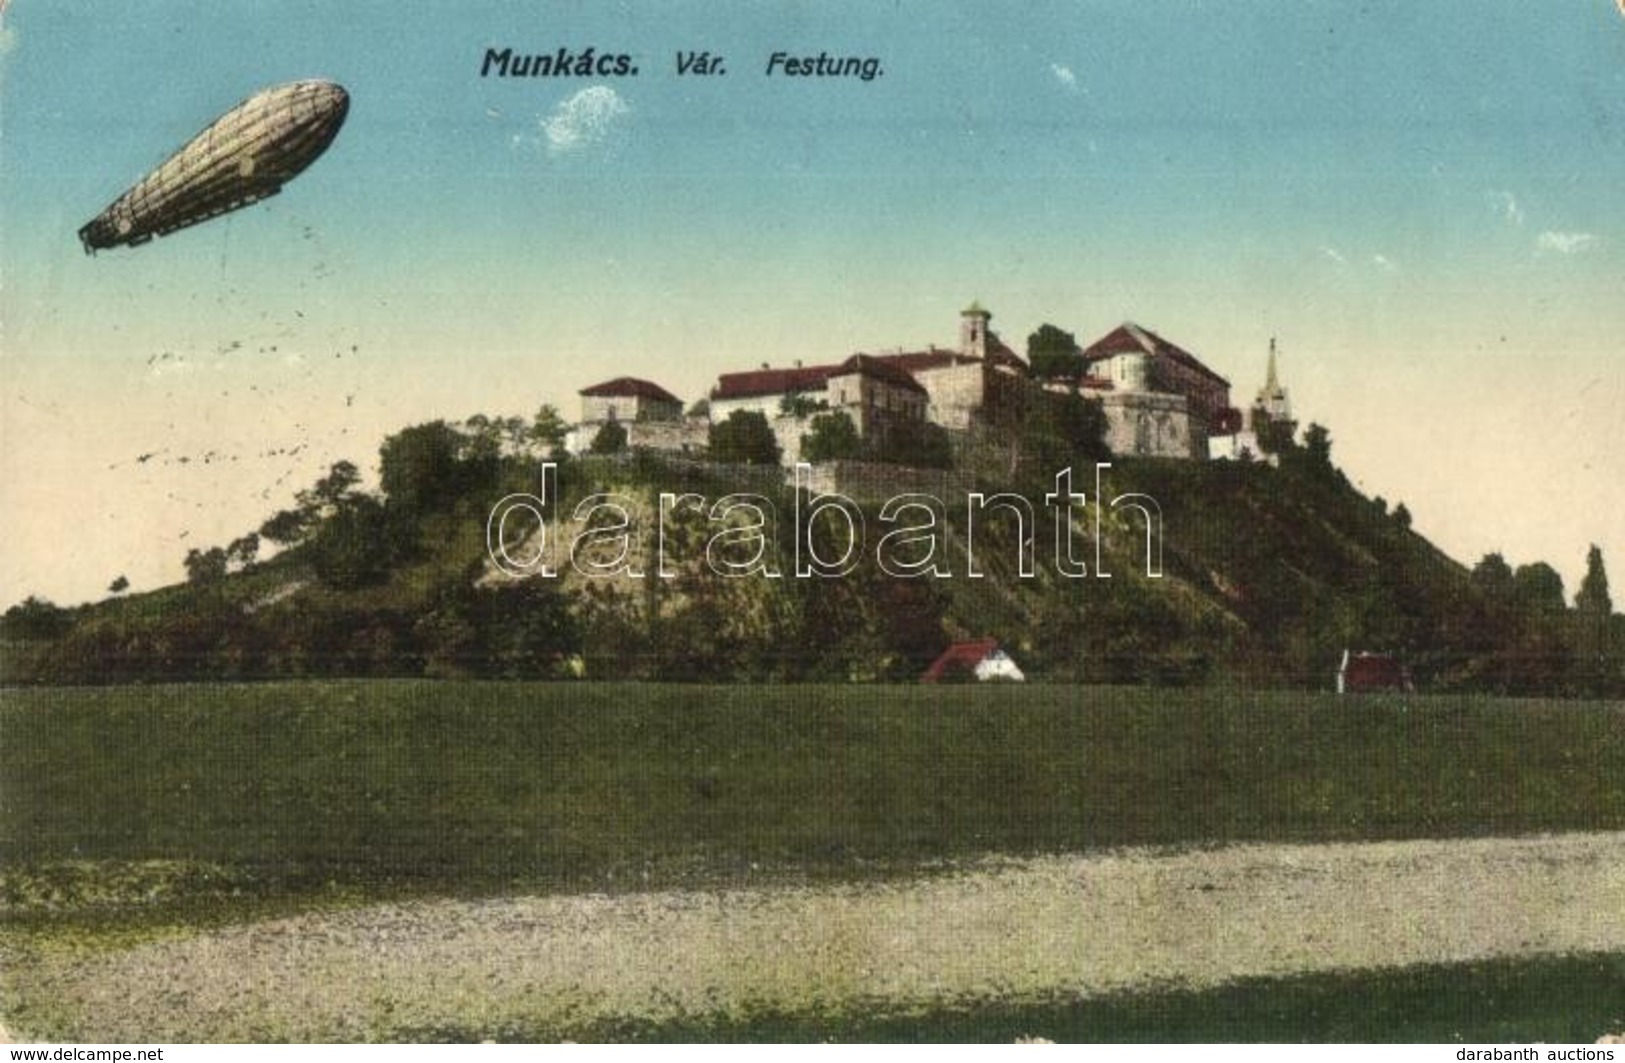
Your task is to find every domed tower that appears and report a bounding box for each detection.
[960,301,992,360]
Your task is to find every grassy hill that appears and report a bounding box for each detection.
[3,418,1618,693]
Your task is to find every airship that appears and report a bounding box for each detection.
[78,79,349,254]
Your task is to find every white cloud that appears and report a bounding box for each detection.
[1488,190,1524,227]
[541,86,630,155]
[1321,246,1347,264]
[1536,230,1598,255]
[1050,63,1078,91]
[1372,253,1397,271]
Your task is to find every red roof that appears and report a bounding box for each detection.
[579,376,681,404]
[922,638,1001,682]
[870,339,1023,375]
[984,335,1028,371]
[1079,323,1230,388]
[830,354,929,394]
[712,364,836,401]
[1340,652,1414,693]
[871,348,979,373]
[712,328,1023,404]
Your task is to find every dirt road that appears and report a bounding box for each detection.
[9,831,1625,1041]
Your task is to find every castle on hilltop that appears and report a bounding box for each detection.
[568,303,1291,467]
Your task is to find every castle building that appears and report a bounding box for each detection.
[709,353,930,464]
[571,305,1258,468]
[569,376,706,455]
[578,376,683,424]
[708,363,837,422]
[824,354,931,437]
[1076,322,1233,460]
[707,302,1030,463]
[884,302,1030,431]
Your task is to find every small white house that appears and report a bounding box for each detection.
[922,639,1026,683]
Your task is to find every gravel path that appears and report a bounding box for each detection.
[9,831,1625,1041]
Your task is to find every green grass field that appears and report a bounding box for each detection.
[3,681,1624,1042]
[3,681,1622,910]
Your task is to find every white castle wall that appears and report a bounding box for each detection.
[1093,391,1195,459]
[910,362,988,430]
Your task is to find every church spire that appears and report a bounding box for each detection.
[1254,337,1293,423]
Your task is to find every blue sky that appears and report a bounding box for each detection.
[2,1,1622,606]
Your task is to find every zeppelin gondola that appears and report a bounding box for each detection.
[78,80,349,254]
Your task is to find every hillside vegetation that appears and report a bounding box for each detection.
[2,410,1619,693]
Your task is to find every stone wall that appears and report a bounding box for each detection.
[791,459,974,504]
[770,413,814,466]
[1095,391,1196,459]
[579,393,681,425]
[709,393,784,423]
[1150,357,1228,436]
[910,361,988,430]
[626,417,710,455]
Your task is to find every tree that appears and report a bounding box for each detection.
[1576,544,1613,617]
[709,410,780,465]
[471,580,582,678]
[108,575,130,595]
[309,496,393,589]
[379,421,462,514]
[530,404,570,457]
[1392,502,1412,530]
[1513,562,1566,614]
[1472,553,1515,597]
[299,460,361,513]
[184,547,228,586]
[260,461,365,548]
[1302,422,1333,471]
[1027,323,1083,381]
[460,414,504,465]
[1053,392,1110,464]
[259,508,311,547]
[226,534,260,571]
[1253,408,1295,454]
[801,410,861,463]
[456,417,505,496]
[1008,389,1111,483]
[1572,545,1619,696]
[589,420,628,455]
[778,392,828,418]
[500,415,530,455]
[877,419,955,469]
[686,398,710,419]
[2,596,72,639]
